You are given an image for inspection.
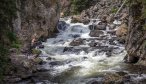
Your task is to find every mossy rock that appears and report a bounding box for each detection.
[32,49,41,55]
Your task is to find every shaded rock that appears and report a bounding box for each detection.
[39,61,47,65]
[106,51,112,57]
[69,38,84,46]
[57,21,69,31]
[38,44,44,49]
[49,61,63,66]
[88,41,98,47]
[4,76,22,83]
[9,48,18,53]
[107,30,116,35]
[68,34,80,38]
[83,57,88,60]
[89,30,104,37]
[37,68,50,72]
[88,25,96,30]
[95,24,107,30]
[46,57,55,60]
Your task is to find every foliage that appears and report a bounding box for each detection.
[0,0,17,81]
[71,0,97,14]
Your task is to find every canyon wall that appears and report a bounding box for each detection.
[13,0,60,51]
[125,0,146,65]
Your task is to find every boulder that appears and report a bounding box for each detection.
[88,25,96,30]
[116,23,128,37]
[69,38,84,46]
[106,14,115,23]
[89,30,104,37]
[57,21,69,31]
[71,15,82,23]
[38,44,45,49]
[95,23,107,30]
[116,23,128,44]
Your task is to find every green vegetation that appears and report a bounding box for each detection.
[32,49,41,55]
[111,7,118,13]
[0,0,17,81]
[71,0,97,14]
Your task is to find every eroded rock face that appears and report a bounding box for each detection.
[13,0,60,51]
[125,1,146,64]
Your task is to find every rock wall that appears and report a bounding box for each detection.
[13,0,60,51]
[125,0,146,64]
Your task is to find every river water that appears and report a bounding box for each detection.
[31,18,146,84]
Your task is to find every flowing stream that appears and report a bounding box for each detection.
[28,18,146,84]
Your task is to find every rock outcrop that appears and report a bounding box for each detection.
[125,0,146,64]
[71,0,127,24]
[13,0,60,51]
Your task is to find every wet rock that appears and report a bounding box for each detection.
[89,30,104,37]
[82,18,90,25]
[124,55,139,63]
[69,34,80,38]
[83,57,88,60]
[88,41,98,47]
[37,68,50,72]
[49,61,63,66]
[95,24,107,30]
[57,21,69,31]
[109,39,116,45]
[39,61,47,65]
[70,25,84,33]
[69,38,84,46]
[46,57,55,60]
[88,25,96,30]
[106,51,112,57]
[107,30,116,35]
[63,47,73,52]
[116,71,128,76]
[38,44,44,49]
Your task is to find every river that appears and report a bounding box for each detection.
[21,18,146,84]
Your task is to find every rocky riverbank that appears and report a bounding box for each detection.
[2,0,61,83]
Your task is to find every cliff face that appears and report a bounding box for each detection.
[125,0,146,64]
[13,0,60,51]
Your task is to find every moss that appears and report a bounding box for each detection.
[71,0,97,14]
[32,49,41,55]
[111,7,118,13]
